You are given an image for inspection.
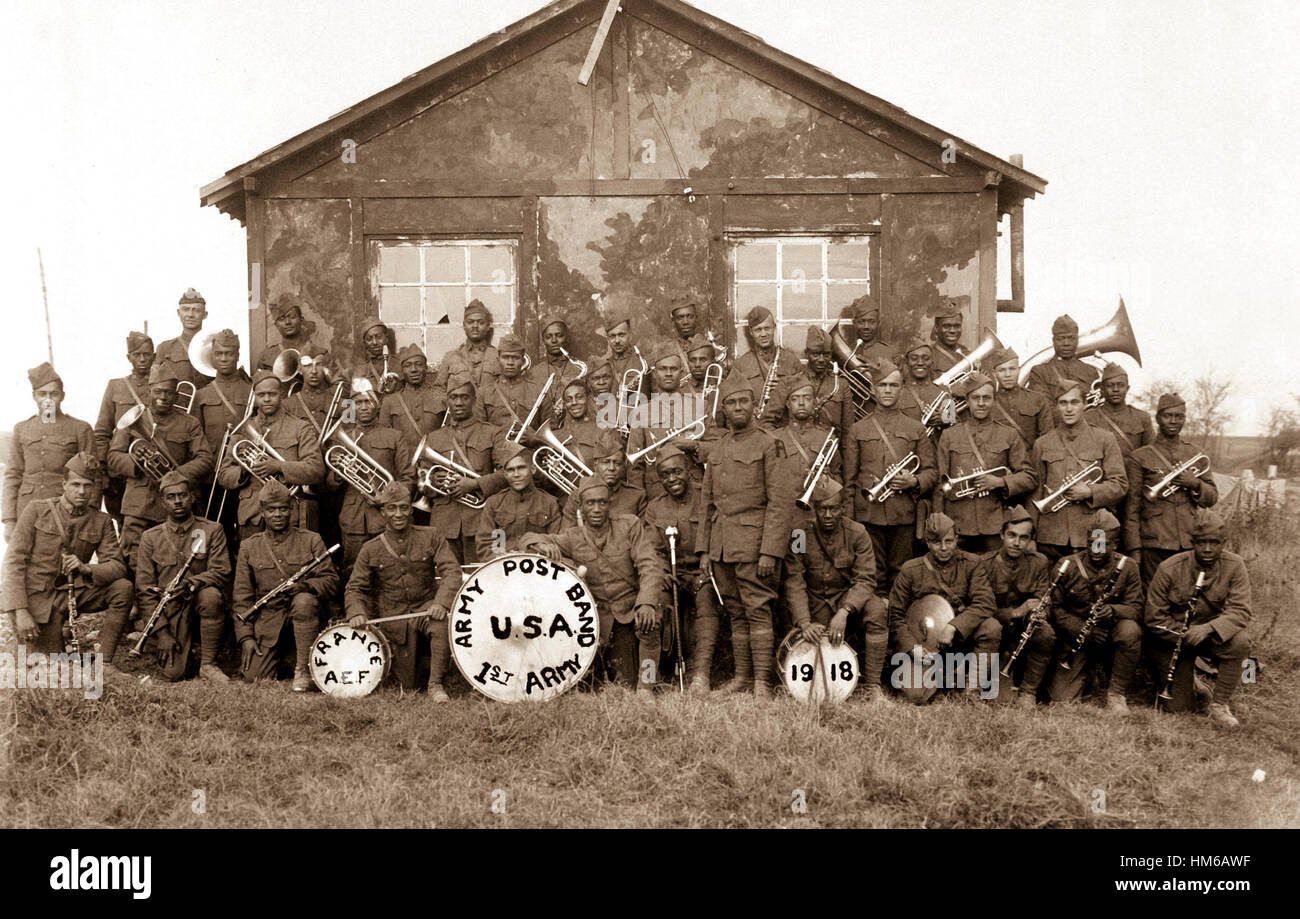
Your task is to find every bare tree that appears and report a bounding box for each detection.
[1133,377,1185,416]
[1186,368,1234,464]
[1264,401,1300,474]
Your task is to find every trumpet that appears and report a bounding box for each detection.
[231,427,302,497]
[867,452,920,503]
[1032,462,1104,513]
[626,418,707,466]
[508,373,556,443]
[116,404,178,482]
[532,422,593,495]
[1144,453,1210,501]
[940,466,1011,499]
[325,429,394,502]
[411,434,485,509]
[756,346,782,419]
[796,430,839,509]
[176,380,197,415]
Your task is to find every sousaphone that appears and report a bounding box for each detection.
[1017,298,1142,386]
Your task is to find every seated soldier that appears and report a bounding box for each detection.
[1145,509,1252,728]
[1043,509,1143,714]
[475,442,561,559]
[232,480,340,690]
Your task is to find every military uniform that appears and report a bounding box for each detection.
[418,415,509,564]
[379,380,448,440]
[979,547,1055,697]
[1024,357,1099,401]
[550,417,602,471]
[3,413,94,530]
[434,342,502,393]
[1125,436,1218,582]
[332,421,413,573]
[930,341,970,377]
[156,336,211,391]
[1029,424,1127,559]
[94,371,151,523]
[285,384,336,437]
[625,391,702,500]
[194,376,253,454]
[888,549,1000,683]
[215,412,325,537]
[481,368,551,438]
[1086,402,1153,458]
[344,525,470,690]
[561,479,646,526]
[1043,550,1143,703]
[731,347,803,429]
[233,526,339,681]
[255,328,318,373]
[934,416,1035,553]
[1,496,133,653]
[992,385,1054,448]
[899,380,946,430]
[475,482,561,559]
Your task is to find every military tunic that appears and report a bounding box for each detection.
[899,380,946,430]
[378,380,448,441]
[1085,402,1153,457]
[480,368,552,437]
[1124,436,1218,577]
[1028,423,1127,551]
[331,421,414,569]
[475,484,561,559]
[156,335,212,390]
[930,341,970,377]
[256,329,319,373]
[3,414,94,526]
[562,481,646,527]
[978,548,1056,691]
[992,385,1054,448]
[888,551,999,652]
[1045,550,1143,702]
[434,342,501,392]
[731,347,803,428]
[1023,356,1099,400]
[215,411,324,530]
[842,405,937,527]
[94,373,150,463]
[418,417,508,559]
[194,375,253,455]
[783,518,877,626]
[934,417,1036,538]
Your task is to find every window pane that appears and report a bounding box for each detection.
[425,246,465,283]
[781,322,818,350]
[781,282,822,320]
[392,326,425,351]
[827,283,871,319]
[379,287,421,324]
[735,242,776,281]
[428,286,464,325]
[378,246,420,284]
[468,286,513,323]
[735,283,776,319]
[425,326,464,366]
[827,240,871,279]
[469,245,513,285]
[782,243,823,282]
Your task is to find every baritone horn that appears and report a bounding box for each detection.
[116,404,178,482]
[828,323,874,419]
[1017,298,1143,387]
[411,434,485,510]
[1144,453,1210,501]
[1033,462,1103,513]
[230,427,302,497]
[325,429,394,502]
[934,328,1004,388]
[532,423,594,496]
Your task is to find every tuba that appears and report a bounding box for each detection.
[532,422,594,496]
[411,434,485,510]
[1017,299,1143,387]
[116,404,177,482]
[231,427,302,497]
[934,328,1004,388]
[325,428,394,502]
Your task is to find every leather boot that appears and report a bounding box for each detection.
[717,617,752,692]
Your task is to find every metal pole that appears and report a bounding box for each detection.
[37,248,53,364]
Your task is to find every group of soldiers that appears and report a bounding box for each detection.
[1,288,1254,725]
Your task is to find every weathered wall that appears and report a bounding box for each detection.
[260,198,355,361]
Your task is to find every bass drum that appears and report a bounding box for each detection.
[450,553,600,703]
[309,624,392,698]
[778,629,858,703]
[898,594,956,705]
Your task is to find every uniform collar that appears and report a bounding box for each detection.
[166,515,197,534]
[57,495,87,519]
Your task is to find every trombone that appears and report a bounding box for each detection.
[116,404,178,482]
[615,349,647,434]
[700,361,724,419]
[176,381,197,415]
[1144,453,1210,501]
[795,430,839,509]
[507,372,556,443]
[940,466,1011,499]
[532,422,593,496]
[625,418,707,466]
[1033,463,1104,513]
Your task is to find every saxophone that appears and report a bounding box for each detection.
[756,347,781,419]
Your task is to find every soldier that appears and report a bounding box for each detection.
[284,343,339,436]
[345,480,462,698]
[193,329,253,457]
[584,358,617,411]
[562,429,646,526]
[4,362,94,540]
[845,297,895,374]
[539,317,585,390]
[1085,362,1152,459]
[552,377,604,467]
[696,372,796,698]
[233,479,339,690]
[125,471,231,683]
[2,454,132,657]
[256,294,320,372]
[843,359,938,592]
[783,478,889,701]
[215,369,325,540]
[1124,392,1219,583]
[625,344,702,499]
[94,332,156,526]
[888,512,999,700]
[602,311,647,400]
[668,297,702,369]
[929,300,969,376]
[480,334,550,445]
[978,505,1056,707]
[989,346,1053,449]
[475,442,561,559]
[732,306,802,430]
[352,318,400,396]
[1043,509,1143,714]
[1029,380,1128,563]
[642,445,719,691]
[379,343,447,439]
[524,475,666,691]
[417,372,509,565]
[434,299,501,392]
[933,372,1035,555]
[156,288,213,390]
[1023,314,1099,400]
[773,373,842,530]
[107,362,214,566]
[1145,509,1252,727]
[897,338,947,430]
[681,334,716,395]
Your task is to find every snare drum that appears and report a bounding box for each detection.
[309,624,392,698]
[778,629,858,704]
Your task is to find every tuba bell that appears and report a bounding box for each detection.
[934,328,1004,387]
[272,348,301,392]
[1018,298,1143,387]
[187,331,219,379]
[828,323,875,419]
[532,422,594,496]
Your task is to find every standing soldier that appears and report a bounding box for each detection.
[1043,509,1143,714]
[1023,315,1099,400]
[157,288,213,391]
[524,475,666,691]
[1124,392,1219,583]
[771,328,852,444]
[562,430,646,526]
[625,344,701,500]
[256,294,320,372]
[731,307,802,430]
[125,471,231,682]
[844,297,895,374]
[284,343,339,435]
[351,319,400,397]
[642,445,719,691]
[989,347,1053,449]
[475,443,561,559]
[193,329,252,457]
[379,343,447,439]
[897,338,947,430]
[553,378,604,468]
[233,479,339,690]
[773,373,841,532]
[1145,509,1252,727]
[696,372,796,698]
[1029,380,1128,563]
[1084,362,1152,459]
[538,317,586,390]
[480,334,549,445]
[602,311,646,399]
[782,478,889,702]
[344,480,463,699]
[843,360,938,592]
[681,334,716,396]
[933,373,1035,555]
[4,363,94,540]
[978,506,1056,707]
[2,454,133,657]
[216,369,325,541]
[434,299,501,393]
[107,362,214,566]
[94,332,156,526]
[668,297,702,370]
[929,301,969,376]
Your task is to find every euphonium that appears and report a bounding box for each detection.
[934,328,1004,388]
[532,422,593,496]
[411,434,485,509]
[325,429,394,502]
[1033,462,1104,513]
[231,427,302,497]
[1144,453,1210,501]
[940,466,1012,499]
[796,430,839,509]
[828,324,874,418]
[116,404,177,482]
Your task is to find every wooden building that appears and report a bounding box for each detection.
[201,0,1046,370]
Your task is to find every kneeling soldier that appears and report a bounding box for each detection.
[233,480,340,690]
[1145,509,1252,728]
[1044,509,1143,714]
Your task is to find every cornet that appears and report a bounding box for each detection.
[411,434,485,509]
[325,428,394,502]
[231,427,302,497]
[532,422,593,496]
[867,453,920,503]
[116,404,177,482]
[796,431,839,509]
[626,418,707,466]
[1144,453,1210,501]
[940,466,1011,499]
[1033,462,1104,513]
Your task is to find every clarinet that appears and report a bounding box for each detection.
[756,347,781,419]
[1157,570,1207,705]
[1001,558,1069,677]
[1060,556,1128,671]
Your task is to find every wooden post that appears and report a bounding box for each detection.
[578,0,621,86]
[997,153,1026,313]
[37,248,53,364]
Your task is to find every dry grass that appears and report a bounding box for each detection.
[2,511,1298,829]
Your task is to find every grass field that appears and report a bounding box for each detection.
[3,510,1298,829]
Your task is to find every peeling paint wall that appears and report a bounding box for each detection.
[262,199,355,359]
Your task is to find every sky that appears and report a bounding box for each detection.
[2,0,1297,435]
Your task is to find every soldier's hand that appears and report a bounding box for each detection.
[156,631,177,670]
[1065,483,1092,502]
[1010,600,1034,621]
[60,553,82,576]
[251,456,278,478]
[698,556,711,582]
[239,637,258,673]
[634,604,660,632]
[426,604,449,622]
[348,614,368,628]
[1185,622,1215,645]
[894,472,919,491]
[757,554,777,579]
[449,477,478,497]
[798,619,825,644]
[13,609,39,644]
[532,542,561,561]
[975,475,1004,493]
[1175,470,1202,491]
[829,609,850,646]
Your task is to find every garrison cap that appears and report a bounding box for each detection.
[269,293,302,318]
[575,475,610,500]
[500,441,531,467]
[649,340,681,367]
[1054,379,1085,400]
[803,326,831,353]
[463,299,492,322]
[603,310,631,333]
[924,512,957,540]
[684,333,714,355]
[935,300,962,320]
[350,377,379,404]
[745,306,774,327]
[1087,508,1121,533]
[901,337,932,358]
[873,358,901,382]
[669,296,697,317]
[655,444,687,468]
[1003,504,1033,526]
[64,452,100,481]
[212,329,240,349]
[849,295,879,319]
[396,343,426,364]
[377,479,411,506]
[445,371,476,396]
[541,316,568,334]
[497,334,526,355]
[1157,392,1186,412]
[27,362,61,390]
[148,362,179,387]
[953,371,993,398]
[592,429,626,459]
[1100,361,1127,383]
[718,372,752,399]
[179,288,206,305]
[783,373,816,398]
[251,369,280,389]
[159,469,189,492]
[127,331,154,353]
[359,317,388,339]
[988,346,1018,369]
[810,477,843,505]
[258,478,292,506]
[1191,508,1226,538]
[1051,314,1078,335]
[584,358,612,381]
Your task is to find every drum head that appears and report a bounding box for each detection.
[779,630,858,703]
[310,625,391,698]
[450,553,599,703]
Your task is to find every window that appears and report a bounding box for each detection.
[730,236,873,356]
[373,239,517,363]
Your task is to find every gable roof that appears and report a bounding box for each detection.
[201,0,1046,223]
